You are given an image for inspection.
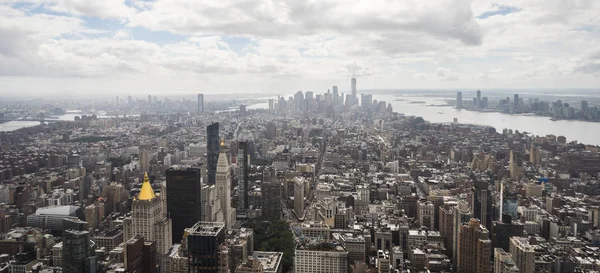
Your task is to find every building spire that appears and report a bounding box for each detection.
[137,172,156,201]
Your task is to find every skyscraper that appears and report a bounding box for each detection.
[351,77,357,103]
[333,86,339,104]
[139,149,150,173]
[452,200,472,268]
[492,214,524,252]
[124,173,172,256]
[197,94,204,114]
[509,237,535,273]
[476,90,482,109]
[62,230,96,273]
[456,92,463,109]
[217,141,235,229]
[124,235,157,273]
[262,168,281,221]
[457,218,491,273]
[294,177,305,220]
[166,166,203,244]
[472,180,493,232]
[185,222,227,273]
[494,248,519,273]
[207,122,220,185]
[238,142,249,211]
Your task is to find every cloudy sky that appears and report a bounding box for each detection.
[0,0,599,97]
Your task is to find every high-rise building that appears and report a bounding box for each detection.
[166,166,203,244]
[492,214,524,252]
[476,90,482,109]
[457,218,491,273]
[333,86,339,104]
[457,92,463,108]
[268,99,274,112]
[238,142,250,211]
[294,177,305,220]
[295,243,349,273]
[262,169,281,221]
[452,201,472,268]
[124,173,172,256]
[197,94,204,114]
[124,235,158,273]
[201,183,223,222]
[265,122,277,140]
[494,248,519,273]
[351,77,357,103]
[140,149,150,173]
[185,222,227,273]
[513,94,519,111]
[207,122,220,185]
[581,100,589,117]
[217,141,235,230]
[472,180,493,232]
[509,237,535,273]
[62,230,96,273]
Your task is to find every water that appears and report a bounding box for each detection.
[374,94,598,146]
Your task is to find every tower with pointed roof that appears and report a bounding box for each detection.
[216,140,236,230]
[124,173,172,257]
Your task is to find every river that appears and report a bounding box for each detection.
[374,94,597,146]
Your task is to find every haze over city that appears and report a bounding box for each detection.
[1,0,600,97]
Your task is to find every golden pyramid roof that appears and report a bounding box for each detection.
[137,172,156,201]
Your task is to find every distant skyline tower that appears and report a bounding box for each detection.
[457,92,463,109]
[166,166,203,244]
[207,122,220,185]
[476,90,482,109]
[333,86,339,104]
[351,77,357,104]
[197,94,204,114]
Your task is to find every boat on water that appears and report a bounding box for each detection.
[550,118,558,121]
[438,112,444,114]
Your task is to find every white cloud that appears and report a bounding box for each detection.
[1,0,600,95]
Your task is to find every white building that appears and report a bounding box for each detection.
[123,173,172,255]
[295,243,348,273]
[216,144,236,230]
[494,248,519,273]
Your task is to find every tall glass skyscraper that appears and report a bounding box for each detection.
[207,122,220,185]
[166,166,203,243]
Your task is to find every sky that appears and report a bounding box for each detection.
[0,0,599,97]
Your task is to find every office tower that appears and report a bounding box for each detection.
[509,237,535,273]
[124,235,157,273]
[417,201,435,230]
[294,178,305,219]
[457,218,491,273]
[513,94,519,111]
[295,243,349,273]
[457,92,463,108]
[185,222,227,273]
[124,173,172,256]
[166,166,203,244]
[63,230,96,273]
[452,201,472,268]
[333,86,339,104]
[476,90,482,109]
[581,100,589,117]
[197,94,204,114]
[472,180,493,232]
[268,99,274,112]
[494,248,519,273]
[238,142,249,211]
[217,141,235,230]
[201,183,223,222]
[206,122,220,185]
[265,122,277,140]
[262,169,281,221]
[128,95,133,105]
[140,149,150,173]
[351,77,357,102]
[492,214,524,252]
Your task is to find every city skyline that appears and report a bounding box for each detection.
[1,1,600,96]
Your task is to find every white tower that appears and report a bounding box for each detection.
[216,140,236,229]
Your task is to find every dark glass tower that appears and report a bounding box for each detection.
[63,230,96,273]
[206,122,220,185]
[166,166,203,244]
[186,222,226,273]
